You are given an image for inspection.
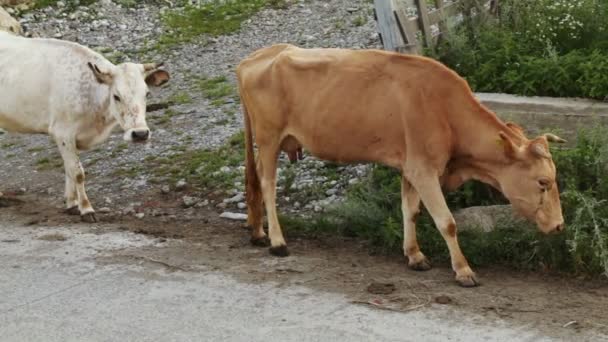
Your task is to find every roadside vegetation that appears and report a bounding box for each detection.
[283,126,608,278]
[432,0,608,99]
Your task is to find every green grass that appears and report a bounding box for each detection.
[281,127,608,278]
[147,131,245,190]
[197,76,238,106]
[168,91,193,105]
[160,0,291,46]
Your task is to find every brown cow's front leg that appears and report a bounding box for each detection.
[54,135,96,223]
[401,178,431,271]
[407,172,478,287]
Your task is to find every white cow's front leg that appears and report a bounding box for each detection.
[54,136,96,223]
[64,173,80,215]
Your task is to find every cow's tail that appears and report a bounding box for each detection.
[241,96,264,231]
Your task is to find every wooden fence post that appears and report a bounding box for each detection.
[374,0,404,52]
[415,0,433,48]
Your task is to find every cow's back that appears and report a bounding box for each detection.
[238,45,474,168]
[0,33,109,133]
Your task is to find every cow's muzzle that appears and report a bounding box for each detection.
[132,129,150,142]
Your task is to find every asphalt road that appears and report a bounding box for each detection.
[0,223,591,342]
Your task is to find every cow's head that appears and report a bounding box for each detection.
[495,129,565,234]
[88,61,170,142]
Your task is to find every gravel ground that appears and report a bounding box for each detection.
[0,0,382,217]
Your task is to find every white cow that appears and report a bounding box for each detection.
[0,32,170,222]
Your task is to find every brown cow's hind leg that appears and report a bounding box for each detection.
[258,144,289,257]
[248,157,268,246]
[407,172,478,287]
[401,178,431,271]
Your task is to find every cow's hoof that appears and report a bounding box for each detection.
[269,245,290,257]
[81,213,97,223]
[65,206,80,216]
[455,273,480,287]
[251,236,270,247]
[408,258,432,271]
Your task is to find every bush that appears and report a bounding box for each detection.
[433,0,608,99]
[285,127,608,277]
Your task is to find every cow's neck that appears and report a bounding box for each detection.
[447,102,524,190]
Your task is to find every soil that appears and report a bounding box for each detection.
[1,191,607,340]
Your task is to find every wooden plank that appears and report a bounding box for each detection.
[414,0,433,48]
[394,8,419,54]
[374,0,404,52]
[433,0,448,34]
[428,1,461,26]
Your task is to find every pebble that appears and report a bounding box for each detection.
[237,202,247,209]
[98,207,111,213]
[223,192,244,203]
[135,213,145,219]
[175,179,187,191]
[220,212,248,221]
[161,185,171,194]
[182,196,198,207]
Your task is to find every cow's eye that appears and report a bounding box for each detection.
[114,95,121,102]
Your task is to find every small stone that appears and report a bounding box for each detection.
[435,295,452,305]
[220,212,248,221]
[216,202,227,209]
[348,178,359,185]
[293,201,300,208]
[135,213,145,219]
[223,193,244,203]
[182,196,198,208]
[314,205,322,213]
[325,188,338,196]
[175,179,187,191]
[98,207,111,214]
[220,166,231,173]
[53,32,62,38]
[161,185,170,194]
[237,202,247,209]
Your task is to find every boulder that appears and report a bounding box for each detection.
[0,6,21,35]
[453,205,529,232]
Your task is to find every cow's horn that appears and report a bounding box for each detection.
[544,133,566,143]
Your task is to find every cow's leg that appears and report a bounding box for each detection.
[54,136,96,223]
[248,156,268,246]
[408,173,478,287]
[401,177,431,271]
[258,144,288,256]
[64,174,80,215]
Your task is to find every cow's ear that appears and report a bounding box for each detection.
[499,132,524,160]
[87,62,114,85]
[145,69,170,87]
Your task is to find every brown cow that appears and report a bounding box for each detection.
[236,44,565,287]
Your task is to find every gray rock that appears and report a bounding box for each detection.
[135,212,145,219]
[223,192,244,203]
[98,207,112,214]
[175,179,187,191]
[219,212,248,221]
[182,196,199,208]
[453,205,528,232]
[160,185,171,194]
[237,202,247,209]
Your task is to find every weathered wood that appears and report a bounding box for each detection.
[415,0,433,48]
[374,0,404,52]
[394,8,419,54]
[427,1,461,26]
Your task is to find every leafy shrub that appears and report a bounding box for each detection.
[433,0,608,99]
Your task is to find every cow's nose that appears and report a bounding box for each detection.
[555,223,565,232]
[132,130,149,142]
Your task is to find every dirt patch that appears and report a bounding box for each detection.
[37,233,68,241]
[1,192,607,339]
[0,196,24,208]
